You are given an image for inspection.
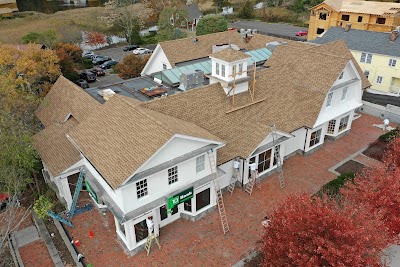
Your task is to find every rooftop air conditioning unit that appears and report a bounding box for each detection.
[179,69,204,91]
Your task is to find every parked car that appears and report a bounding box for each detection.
[132,48,152,55]
[91,67,105,76]
[0,193,9,211]
[100,60,118,69]
[123,44,139,51]
[296,30,308,36]
[79,71,96,82]
[82,51,94,59]
[92,56,111,65]
[75,79,89,89]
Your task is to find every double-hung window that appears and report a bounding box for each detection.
[168,166,178,185]
[326,92,333,107]
[221,65,226,77]
[376,76,383,84]
[339,116,349,132]
[196,155,205,173]
[341,86,348,100]
[360,53,372,64]
[216,63,220,75]
[309,129,322,148]
[389,59,397,67]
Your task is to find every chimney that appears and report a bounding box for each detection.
[345,23,351,32]
[390,30,399,42]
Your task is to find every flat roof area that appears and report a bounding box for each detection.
[84,76,180,103]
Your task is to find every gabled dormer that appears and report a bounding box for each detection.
[208,48,251,96]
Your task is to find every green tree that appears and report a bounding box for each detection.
[239,0,255,19]
[157,7,187,42]
[33,195,53,219]
[196,14,228,36]
[21,30,58,47]
[213,0,230,13]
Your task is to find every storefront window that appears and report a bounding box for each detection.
[196,188,210,211]
[134,219,148,242]
[160,204,178,221]
[258,149,271,173]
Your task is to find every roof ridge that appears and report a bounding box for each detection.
[159,30,234,46]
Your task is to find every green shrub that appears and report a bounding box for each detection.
[239,1,255,19]
[33,195,53,219]
[141,33,158,45]
[316,172,355,198]
[196,14,228,36]
[81,58,93,69]
[379,127,400,142]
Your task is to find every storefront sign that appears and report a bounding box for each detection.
[167,187,193,210]
[85,180,98,203]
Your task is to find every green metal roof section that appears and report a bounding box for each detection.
[156,48,271,85]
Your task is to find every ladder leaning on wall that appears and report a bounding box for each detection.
[270,124,286,189]
[245,169,261,195]
[207,150,230,234]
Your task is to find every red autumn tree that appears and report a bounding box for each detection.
[85,31,107,47]
[342,137,400,238]
[115,54,150,79]
[262,194,389,267]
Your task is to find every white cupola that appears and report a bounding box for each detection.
[208,48,251,96]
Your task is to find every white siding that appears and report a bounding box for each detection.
[285,128,308,155]
[141,45,172,76]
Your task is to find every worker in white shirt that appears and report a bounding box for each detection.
[249,162,257,180]
[146,216,154,236]
[383,118,390,131]
[233,158,240,178]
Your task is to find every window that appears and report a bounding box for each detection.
[341,14,350,21]
[257,149,272,173]
[216,62,220,75]
[118,223,126,237]
[358,16,363,22]
[134,219,148,242]
[160,204,177,221]
[364,70,370,78]
[162,63,167,70]
[341,86,348,100]
[360,53,372,64]
[168,166,178,185]
[376,17,386,24]
[319,12,327,20]
[339,116,349,132]
[196,155,205,173]
[136,179,148,199]
[327,120,336,134]
[184,198,192,212]
[317,28,325,34]
[376,76,383,84]
[326,92,333,107]
[196,188,210,211]
[232,65,236,76]
[239,63,243,74]
[339,71,344,80]
[389,59,397,67]
[221,64,226,77]
[309,129,322,148]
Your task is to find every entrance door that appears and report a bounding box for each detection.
[159,203,181,227]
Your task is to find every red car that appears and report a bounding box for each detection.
[296,30,308,36]
[0,193,9,210]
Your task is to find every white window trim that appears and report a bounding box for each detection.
[327,119,336,135]
[168,166,178,185]
[326,92,333,107]
[339,71,344,80]
[376,76,383,84]
[221,64,226,77]
[196,155,205,173]
[136,179,148,199]
[309,129,322,149]
[389,59,397,68]
[216,62,220,75]
[360,52,373,64]
[338,116,350,133]
[341,86,348,101]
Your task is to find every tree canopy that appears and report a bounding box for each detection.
[196,14,228,36]
[115,54,150,79]
[157,7,187,42]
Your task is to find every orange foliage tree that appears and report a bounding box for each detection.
[115,54,150,79]
[54,43,82,82]
[85,31,107,47]
[262,194,389,267]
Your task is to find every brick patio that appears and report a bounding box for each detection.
[65,113,387,267]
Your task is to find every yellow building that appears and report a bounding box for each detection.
[0,0,18,16]
[312,26,400,95]
[308,0,400,41]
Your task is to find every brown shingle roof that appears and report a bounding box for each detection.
[33,118,81,177]
[35,76,101,127]
[210,48,250,62]
[159,31,306,66]
[144,43,352,165]
[68,95,222,189]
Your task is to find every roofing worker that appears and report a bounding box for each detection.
[383,118,390,131]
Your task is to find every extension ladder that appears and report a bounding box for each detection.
[227,170,239,194]
[207,150,230,234]
[67,169,84,218]
[270,124,285,189]
[245,170,260,195]
[145,233,161,256]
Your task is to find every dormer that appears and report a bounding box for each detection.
[208,48,251,96]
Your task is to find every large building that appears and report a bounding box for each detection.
[312,26,400,96]
[0,0,18,15]
[33,31,370,254]
[307,0,400,41]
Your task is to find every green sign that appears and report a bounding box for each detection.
[85,180,98,203]
[167,187,193,210]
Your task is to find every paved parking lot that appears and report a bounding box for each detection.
[230,21,308,40]
[93,44,157,62]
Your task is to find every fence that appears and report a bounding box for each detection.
[256,30,307,42]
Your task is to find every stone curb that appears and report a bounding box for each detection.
[31,211,64,267]
[328,145,369,176]
[9,233,24,267]
[53,218,84,267]
[232,250,259,267]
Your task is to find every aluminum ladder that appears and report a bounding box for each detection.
[270,125,285,189]
[245,170,260,195]
[46,211,74,228]
[207,150,230,234]
[67,169,84,219]
[145,233,161,256]
[227,170,239,194]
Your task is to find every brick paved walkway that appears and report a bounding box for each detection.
[19,239,54,267]
[66,113,386,267]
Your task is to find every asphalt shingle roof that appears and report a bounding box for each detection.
[311,27,400,58]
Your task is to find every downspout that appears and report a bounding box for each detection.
[303,128,309,152]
